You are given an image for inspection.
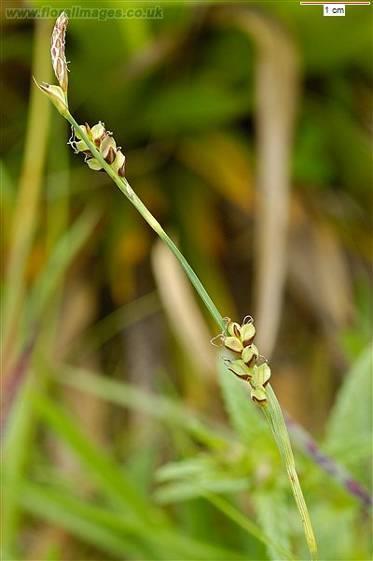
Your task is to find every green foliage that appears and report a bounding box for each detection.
[255,489,292,561]
[19,482,147,559]
[155,457,250,503]
[134,80,250,137]
[2,2,372,559]
[324,346,373,485]
[61,365,226,449]
[28,392,251,560]
[2,374,38,559]
[26,209,99,323]
[33,394,159,522]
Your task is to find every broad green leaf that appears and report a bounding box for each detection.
[309,504,368,561]
[324,346,372,484]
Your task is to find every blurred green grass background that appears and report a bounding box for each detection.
[1,1,372,560]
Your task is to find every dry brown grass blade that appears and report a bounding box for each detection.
[249,14,299,357]
[151,239,215,380]
[289,200,354,331]
[214,8,300,357]
[288,198,354,378]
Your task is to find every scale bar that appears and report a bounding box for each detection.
[300,1,370,4]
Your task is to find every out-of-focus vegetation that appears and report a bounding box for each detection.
[1,1,372,560]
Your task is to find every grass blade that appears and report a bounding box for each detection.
[206,493,294,561]
[26,208,99,322]
[59,364,227,449]
[263,385,318,560]
[32,393,161,525]
[1,374,37,559]
[19,482,148,559]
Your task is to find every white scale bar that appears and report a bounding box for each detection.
[300,1,370,4]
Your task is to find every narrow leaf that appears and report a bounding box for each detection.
[263,385,318,560]
[26,208,99,321]
[32,393,161,525]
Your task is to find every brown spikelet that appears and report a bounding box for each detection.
[118,163,126,177]
[51,12,68,94]
[105,147,116,164]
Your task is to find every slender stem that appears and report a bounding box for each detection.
[63,110,317,558]
[65,113,225,332]
[264,385,318,560]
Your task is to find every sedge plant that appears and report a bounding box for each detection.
[35,12,318,560]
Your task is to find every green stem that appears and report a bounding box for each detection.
[263,385,318,560]
[62,109,317,559]
[66,113,224,332]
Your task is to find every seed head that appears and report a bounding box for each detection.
[213,316,271,403]
[69,121,126,178]
[51,11,69,94]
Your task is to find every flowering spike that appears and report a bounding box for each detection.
[215,316,271,403]
[51,11,69,94]
[68,122,127,179]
